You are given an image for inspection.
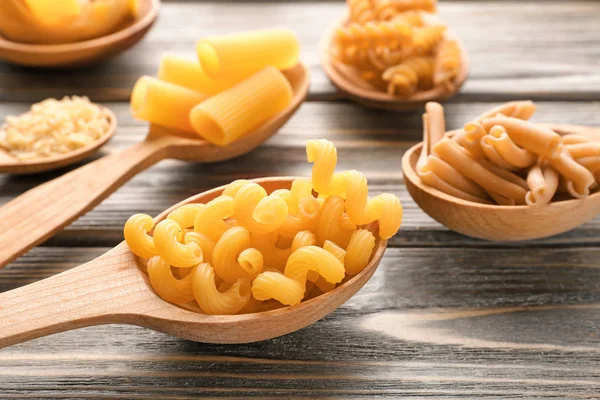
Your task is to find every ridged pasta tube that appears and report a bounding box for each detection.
[153,219,203,268]
[213,226,264,283]
[192,263,251,315]
[184,231,215,264]
[250,232,291,271]
[317,196,356,248]
[193,195,234,242]
[365,193,403,239]
[147,256,194,304]
[345,229,376,275]
[124,214,156,259]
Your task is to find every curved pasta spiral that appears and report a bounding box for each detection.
[307,139,338,196]
[366,193,402,239]
[153,219,203,268]
[167,203,204,229]
[382,56,434,95]
[412,25,446,55]
[184,231,215,264]
[345,229,376,274]
[213,226,264,283]
[335,20,413,50]
[124,213,156,259]
[434,38,461,89]
[275,179,322,238]
[192,263,251,315]
[316,196,356,248]
[250,231,291,270]
[147,256,194,304]
[347,0,377,24]
[193,195,234,242]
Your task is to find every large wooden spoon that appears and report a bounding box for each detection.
[402,123,600,241]
[0,106,117,174]
[321,16,469,111]
[0,63,310,269]
[0,176,387,348]
[0,0,159,67]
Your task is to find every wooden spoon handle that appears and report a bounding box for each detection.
[0,137,171,269]
[0,246,147,349]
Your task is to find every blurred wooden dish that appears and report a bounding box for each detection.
[402,123,600,241]
[0,106,117,174]
[321,16,469,111]
[0,176,387,348]
[0,63,310,269]
[0,0,159,67]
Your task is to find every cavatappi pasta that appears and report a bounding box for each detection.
[130,27,300,145]
[0,96,112,160]
[331,0,463,96]
[417,100,600,207]
[124,140,402,314]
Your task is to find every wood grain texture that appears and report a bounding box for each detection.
[0,1,599,102]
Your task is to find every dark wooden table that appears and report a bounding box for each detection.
[2,1,600,398]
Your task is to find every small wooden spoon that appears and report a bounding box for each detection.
[402,123,600,241]
[0,63,310,269]
[0,106,117,174]
[0,176,387,348]
[0,0,159,67]
[321,16,469,111]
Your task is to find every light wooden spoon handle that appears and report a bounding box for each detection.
[0,247,147,349]
[0,137,172,269]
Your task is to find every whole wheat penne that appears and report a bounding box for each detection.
[485,190,516,206]
[481,116,562,159]
[549,149,596,198]
[433,138,528,202]
[425,102,445,149]
[561,134,593,145]
[480,135,519,170]
[418,169,492,204]
[416,113,430,173]
[526,165,559,207]
[421,155,488,199]
[475,100,536,122]
[565,143,600,159]
[482,125,537,168]
[477,158,529,190]
[456,122,486,159]
[576,156,600,173]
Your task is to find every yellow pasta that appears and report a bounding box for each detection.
[418,168,492,204]
[345,229,376,275]
[316,196,356,247]
[250,232,292,271]
[412,25,446,55]
[548,149,596,198]
[480,134,519,170]
[434,38,461,89]
[347,0,377,24]
[307,139,338,196]
[482,125,537,168]
[526,164,559,207]
[196,27,300,80]
[566,142,600,159]
[335,20,413,50]
[562,134,593,145]
[124,214,156,259]
[184,232,215,264]
[193,195,235,242]
[382,56,434,95]
[153,220,203,268]
[147,256,194,305]
[419,155,488,200]
[131,76,208,133]
[213,226,264,283]
[167,204,204,229]
[192,263,251,315]
[158,53,240,96]
[189,66,293,146]
[475,101,537,122]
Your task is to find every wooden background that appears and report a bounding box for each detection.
[2,0,600,398]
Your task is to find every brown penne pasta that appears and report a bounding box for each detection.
[477,158,529,190]
[565,142,600,159]
[425,102,445,148]
[548,149,596,198]
[420,155,488,199]
[475,100,536,122]
[433,138,528,203]
[418,169,492,204]
[485,191,516,206]
[457,122,486,159]
[576,156,600,173]
[482,125,537,168]
[481,116,562,159]
[526,165,559,207]
[561,134,593,145]
[416,112,430,173]
[480,135,519,170]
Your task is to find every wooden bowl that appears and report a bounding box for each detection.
[0,0,160,68]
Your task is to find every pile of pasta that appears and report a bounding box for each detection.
[131,27,300,147]
[124,140,402,315]
[417,101,600,207]
[331,0,462,96]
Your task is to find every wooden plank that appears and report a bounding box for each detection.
[1,246,600,397]
[0,1,599,102]
[2,100,600,248]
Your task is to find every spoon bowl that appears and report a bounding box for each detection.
[0,106,117,174]
[0,176,387,347]
[0,62,310,269]
[321,16,469,111]
[402,124,600,241]
[0,0,159,68]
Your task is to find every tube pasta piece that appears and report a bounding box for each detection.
[481,116,562,158]
[197,27,300,80]
[576,156,600,173]
[433,138,527,203]
[192,263,251,315]
[477,158,528,190]
[213,226,263,283]
[561,134,593,145]
[475,101,537,122]
[227,181,289,234]
[486,191,516,206]
[291,230,317,252]
[483,125,537,168]
[153,220,203,268]
[526,165,559,207]
[158,53,240,96]
[193,195,235,242]
[184,232,215,264]
[434,38,461,89]
[565,143,600,159]
[147,256,194,304]
[345,229,376,275]
[479,135,518,171]
[459,122,486,159]
[189,66,292,146]
[419,155,488,199]
[124,214,156,259]
[418,168,493,204]
[548,149,596,198]
[167,204,204,229]
[425,102,445,150]
[416,112,431,173]
[131,76,208,133]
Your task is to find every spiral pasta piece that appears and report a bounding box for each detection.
[124,214,156,259]
[366,193,403,239]
[347,0,376,24]
[147,256,194,304]
[382,56,434,95]
[434,38,461,89]
[193,195,234,242]
[213,226,263,283]
[335,20,412,50]
[153,219,203,268]
[316,196,356,247]
[285,246,346,284]
[192,263,251,315]
[167,204,204,229]
[184,231,215,264]
[307,139,338,196]
[412,25,446,55]
[315,241,347,292]
[345,229,376,275]
[251,271,305,305]
[250,232,291,270]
